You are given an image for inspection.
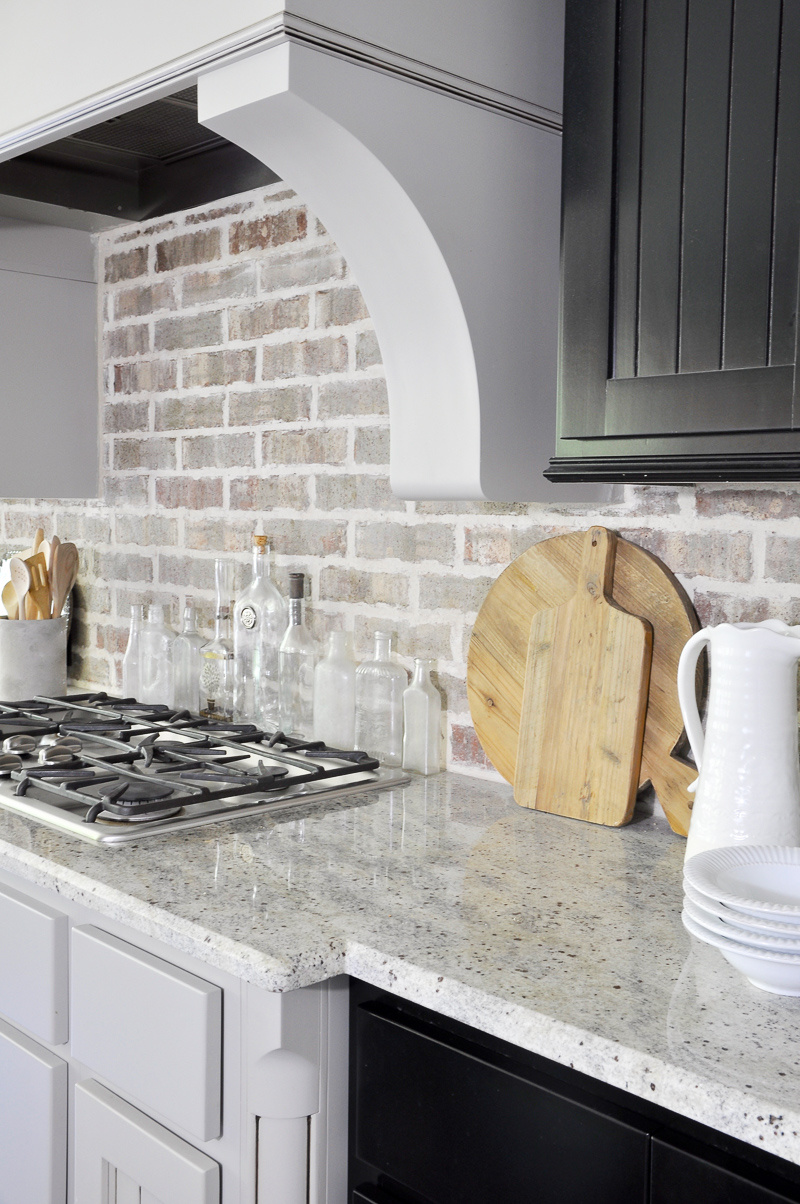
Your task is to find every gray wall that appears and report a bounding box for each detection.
[0,217,98,498]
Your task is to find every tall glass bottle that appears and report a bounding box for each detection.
[278,573,316,737]
[233,535,287,729]
[354,631,407,766]
[138,604,175,706]
[200,560,234,720]
[122,604,143,699]
[172,598,204,714]
[402,658,442,774]
[313,631,357,749]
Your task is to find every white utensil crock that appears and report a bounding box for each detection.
[0,617,67,700]
[677,620,800,862]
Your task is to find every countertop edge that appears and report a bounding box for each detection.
[0,837,313,991]
[345,940,800,1167]
[1,835,797,1169]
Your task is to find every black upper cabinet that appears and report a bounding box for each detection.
[547,0,800,483]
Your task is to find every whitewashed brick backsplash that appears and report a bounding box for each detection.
[3,180,800,778]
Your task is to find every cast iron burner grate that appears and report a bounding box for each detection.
[0,692,408,843]
[79,778,176,804]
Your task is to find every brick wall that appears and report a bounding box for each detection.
[4,181,800,779]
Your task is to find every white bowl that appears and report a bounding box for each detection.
[683,895,800,952]
[682,908,800,995]
[682,880,800,937]
[684,845,800,920]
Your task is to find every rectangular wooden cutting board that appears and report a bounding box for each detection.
[514,527,654,826]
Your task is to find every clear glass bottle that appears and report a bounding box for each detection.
[354,631,407,766]
[200,560,234,720]
[121,604,143,700]
[172,598,205,714]
[279,573,316,737]
[313,631,357,749]
[233,535,287,729]
[138,604,175,706]
[402,658,442,774]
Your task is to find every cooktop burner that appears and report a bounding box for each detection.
[0,691,408,844]
[79,778,176,804]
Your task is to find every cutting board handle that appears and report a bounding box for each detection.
[578,526,616,605]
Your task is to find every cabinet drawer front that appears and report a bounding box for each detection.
[74,1079,219,1204]
[0,880,68,1044]
[652,1136,800,1204]
[0,1015,67,1204]
[354,1002,648,1204]
[71,925,222,1141]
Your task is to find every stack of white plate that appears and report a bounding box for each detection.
[683,846,800,995]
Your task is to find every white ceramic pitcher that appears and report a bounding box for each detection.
[677,620,800,861]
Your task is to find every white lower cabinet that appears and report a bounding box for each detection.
[0,1015,67,1204]
[74,1079,220,1204]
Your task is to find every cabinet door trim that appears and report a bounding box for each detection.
[74,1078,220,1204]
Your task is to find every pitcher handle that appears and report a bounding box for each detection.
[677,629,710,777]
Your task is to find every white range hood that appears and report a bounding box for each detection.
[0,1,592,502]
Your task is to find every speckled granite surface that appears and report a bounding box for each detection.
[0,773,798,1164]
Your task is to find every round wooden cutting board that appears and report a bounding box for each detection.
[466,531,700,836]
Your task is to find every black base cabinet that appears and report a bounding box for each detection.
[349,981,800,1204]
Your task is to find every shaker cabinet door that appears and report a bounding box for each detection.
[74,1079,220,1204]
[0,1016,67,1204]
[550,0,800,483]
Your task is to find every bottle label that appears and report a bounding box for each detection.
[240,606,257,630]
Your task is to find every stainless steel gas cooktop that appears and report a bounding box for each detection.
[0,693,407,844]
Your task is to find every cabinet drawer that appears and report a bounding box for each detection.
[0,1015,67,1204]
[652,1136,800,1204]
[74,1079,219,1204]
[354,1001,648,1204]
[71,925,222,1141]
[0,880,68,1044]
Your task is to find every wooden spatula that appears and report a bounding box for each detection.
[51,542,79,619]
[9,558,32,623]
[24,553,50,619]
[514,526,653,827]
[2,581,18,620]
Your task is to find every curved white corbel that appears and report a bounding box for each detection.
[200,39,568,500]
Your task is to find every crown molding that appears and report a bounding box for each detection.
[0,11,561,164]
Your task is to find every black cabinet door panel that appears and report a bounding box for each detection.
[353,1002,648,1204]
[604,366,794,437]
[553,0,800,480]
[679,0,732,374]
[652,1137,800,1204]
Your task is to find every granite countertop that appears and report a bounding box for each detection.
[0,773,797,1165]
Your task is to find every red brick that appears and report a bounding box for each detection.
[229,297,309,340]
[155,478,223,509]
[450,724,494,771]
[181,350,255,388]
[105,247,148,283]
[229,208,307,254]
[155,230,221,272]
[114,359,177,395]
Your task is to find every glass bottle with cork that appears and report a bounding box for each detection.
[278,572,316,736]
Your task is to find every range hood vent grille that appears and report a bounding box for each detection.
[0,86,278,221]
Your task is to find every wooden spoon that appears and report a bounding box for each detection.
[32,528,44,555]
[2,582,18,620]
[9,558,32,622]
[51,542,79,619]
